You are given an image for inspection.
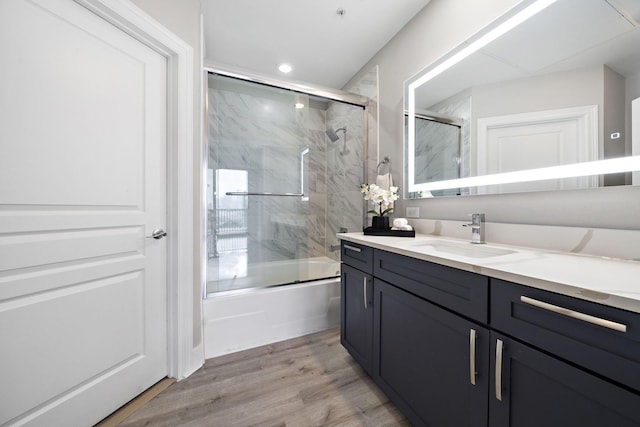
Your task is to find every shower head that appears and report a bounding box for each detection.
[326,126,347,143]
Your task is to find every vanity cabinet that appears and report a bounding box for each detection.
[491,278,640,392]
[373,249,490,427]
[340,240,640,427]
[489,332,640,427]
[490,279,640,426]
[340,242,374,374]
[374,278,490,427]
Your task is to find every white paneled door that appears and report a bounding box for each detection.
[0,0,168,425]
[476,106,598,194]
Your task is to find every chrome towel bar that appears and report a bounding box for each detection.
[226,192,304,197]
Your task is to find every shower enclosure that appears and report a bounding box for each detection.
[206,71,368,295]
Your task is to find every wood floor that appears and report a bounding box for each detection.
[116,328,410,426]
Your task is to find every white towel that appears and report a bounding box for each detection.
[376,173,394,211]
[391,225,413,231]
[375,173,393,190]
[393,218,408,227]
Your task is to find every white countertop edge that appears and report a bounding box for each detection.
[337,233,640,314]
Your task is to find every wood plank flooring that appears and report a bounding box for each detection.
[117,328,410,426]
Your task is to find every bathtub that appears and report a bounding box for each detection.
[203,257,341,358]
[207,256,341,294]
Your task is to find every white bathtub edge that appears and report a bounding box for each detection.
[203,278,341,359]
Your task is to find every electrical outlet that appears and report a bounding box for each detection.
[406,207,419,218]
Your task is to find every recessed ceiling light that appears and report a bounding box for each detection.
[278,63,292,74]
[295,103,305,109]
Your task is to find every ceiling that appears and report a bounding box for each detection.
[202,0,431,89]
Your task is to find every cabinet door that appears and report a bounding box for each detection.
[490,332,640,427]
[341,263,373,374]
[373,279,489,427]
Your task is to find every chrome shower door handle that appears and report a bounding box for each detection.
[147,228,167,240]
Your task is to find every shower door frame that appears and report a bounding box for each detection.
[202,64,372,295]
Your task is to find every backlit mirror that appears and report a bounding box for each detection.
[405,0,640,198]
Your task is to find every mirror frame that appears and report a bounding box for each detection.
[405,0,640,195]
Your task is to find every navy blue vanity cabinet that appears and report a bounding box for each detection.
[371,249,490,427]
[490,279,640,426]
[341,242,640,426]
[373,279,490,427]
[489,332,640,427]
[340,241,374,375]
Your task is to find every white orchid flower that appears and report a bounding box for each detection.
[360,182,400,217]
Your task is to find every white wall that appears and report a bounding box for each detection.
[626,72,640,168]
[346,0,640,230]
[471,67,604,124]
[472,65,625,182]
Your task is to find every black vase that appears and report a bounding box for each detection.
[371,216,390,229]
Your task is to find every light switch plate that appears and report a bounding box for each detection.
[406,207,419,218]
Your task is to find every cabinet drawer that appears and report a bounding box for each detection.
[491,278,640,392]
[340,241,373,273]
[374,249,488,323]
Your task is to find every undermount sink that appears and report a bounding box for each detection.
[411,240,516,258]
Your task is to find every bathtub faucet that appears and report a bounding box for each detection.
[329,244,341,252]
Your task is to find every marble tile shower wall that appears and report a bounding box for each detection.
[415,120,456,181]
[208,84,365,264]
[344,66,378,187]
[431,95,471,194]
[326,102,365,261]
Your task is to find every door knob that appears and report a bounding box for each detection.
[147,228,167,240]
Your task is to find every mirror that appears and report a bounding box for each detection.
[405,0,640,198]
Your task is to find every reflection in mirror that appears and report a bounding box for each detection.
[408,110,463,197]
[405,0,640,198]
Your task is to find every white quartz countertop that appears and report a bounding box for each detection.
[337,232,640,314]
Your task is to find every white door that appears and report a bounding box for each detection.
[476,106,598,194]
[0,0,167,425]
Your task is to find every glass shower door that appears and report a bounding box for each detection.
[206,73,365,295]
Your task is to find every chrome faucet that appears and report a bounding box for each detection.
[463,213,485,244]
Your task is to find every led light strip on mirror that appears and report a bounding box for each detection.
[412,156,640,193]
[405,0,640,194]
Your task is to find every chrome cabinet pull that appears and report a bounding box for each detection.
[363,277,368,309]
[520,296,627,333]
[495,339,503,401]
[344,244,362,253]
[469,329,477,386]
